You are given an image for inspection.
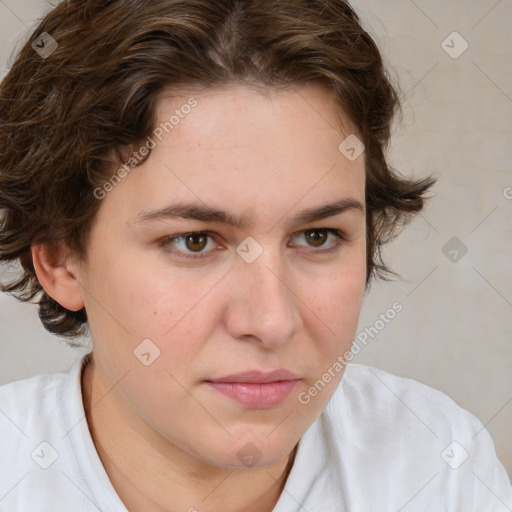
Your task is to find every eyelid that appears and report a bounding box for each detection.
[290,228,346,248]
[159,230,220,259]
[160,228,346,260]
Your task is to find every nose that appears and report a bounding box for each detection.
[223,247,303,349]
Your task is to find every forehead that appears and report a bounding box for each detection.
[148,82,363,187]
[155,81,356,150]
[98,82,366,226]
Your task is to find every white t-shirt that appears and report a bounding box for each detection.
[0,353,511,512]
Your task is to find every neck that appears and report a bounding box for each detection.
[81,355,297,512]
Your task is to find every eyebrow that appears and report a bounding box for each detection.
[134,198,364,229]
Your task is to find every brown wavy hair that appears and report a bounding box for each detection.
[0,0,435,340]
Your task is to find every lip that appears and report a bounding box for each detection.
[206,380,299,409]
[208,369,301,384]
[205,369,301,409]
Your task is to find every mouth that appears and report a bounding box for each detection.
[205,380,300,409]
[205,369,301,409]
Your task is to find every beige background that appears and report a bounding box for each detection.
[0,0,511,479]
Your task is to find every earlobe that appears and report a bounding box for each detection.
[31,242,85,312]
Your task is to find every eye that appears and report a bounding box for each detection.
[291,228,346,252]
[160,231,218,259]
[160,228,346,261]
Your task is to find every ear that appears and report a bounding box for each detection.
[31,241,85,312]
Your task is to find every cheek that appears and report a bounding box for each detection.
[127,270,224,342]
[300,257,366,366]
[317,270,365,315]
[292,267,366,411]
[83,240,201,336]
[309,255,366,326]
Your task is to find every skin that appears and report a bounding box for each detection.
[33,82,367,512]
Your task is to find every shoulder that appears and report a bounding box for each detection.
[333,363,482,435]
[0,370,67,425]
[0,354,127,511]
[0,370,69,463]
[0,369,65,397]
[0,357,88,468]
[311,363,512,510]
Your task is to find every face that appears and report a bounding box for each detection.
[77,82,367,469]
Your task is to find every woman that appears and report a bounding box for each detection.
[0,1,511,510]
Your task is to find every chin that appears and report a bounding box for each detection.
[197,433,298,470]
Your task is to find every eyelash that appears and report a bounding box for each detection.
[159,228,347,260]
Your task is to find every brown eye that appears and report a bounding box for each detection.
[304,229,329,247]
[291,228,346,254]
[184,233,209,252]
[161,231,216,259]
